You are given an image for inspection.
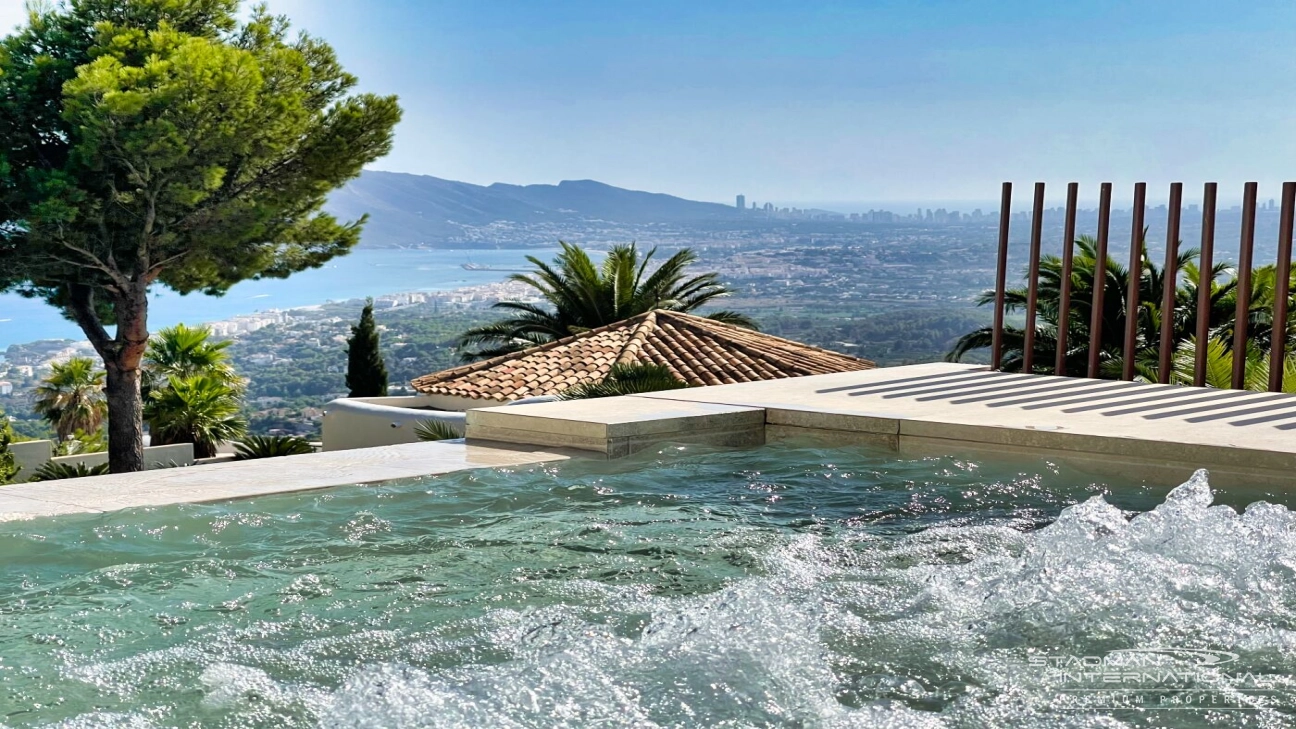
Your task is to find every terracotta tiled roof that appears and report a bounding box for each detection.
[411,310,875,401]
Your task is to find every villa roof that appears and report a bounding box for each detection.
[411,310,875,402]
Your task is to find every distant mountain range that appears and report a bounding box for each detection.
[325,170,744,247]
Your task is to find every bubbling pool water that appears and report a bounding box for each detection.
[1,445,1293,727]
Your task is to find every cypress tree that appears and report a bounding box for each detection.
[0,416,19,485]
[346,299,389,397]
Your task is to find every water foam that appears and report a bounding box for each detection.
[295,469,1296,728]
[15,465,1296,727]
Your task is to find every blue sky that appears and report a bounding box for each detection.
[4,0,1296,206]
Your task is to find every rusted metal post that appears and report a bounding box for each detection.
[1269,181,1295,392]
[1157,182,1183,383]
[1193,183,1217,387]
[1121,183,1147,380]
[1087,182,1113,378]
[1232,182,1258,390]
[991,182,1012,370]
[1055,183,1079,375]
[1022,182,1046,374]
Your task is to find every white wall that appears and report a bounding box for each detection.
[7,441,194,482]
[322,398,466,451]
[349,393,496,411]
[321,395,563,452]
[10,440,53,480]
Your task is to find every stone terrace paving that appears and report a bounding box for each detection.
[4,362,1296,518]
[0,442,569,520]
[466,362,1296,490]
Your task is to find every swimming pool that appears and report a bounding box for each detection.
[2,442,1293,727]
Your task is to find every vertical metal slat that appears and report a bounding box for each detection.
[1055,183,1079,375]
[1268,181,1295,392]
[1157,182,1183,383]
[1232,182,1258,390]
[1193,183,1217,387]
[1022,182,1046,374]
[1121,183,1147,380]
[991,182,1012,371]
[1087,182,1113,378]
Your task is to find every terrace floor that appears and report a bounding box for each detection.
[5,362,1294,519]
[466,362,1296,491]
[0,441,568,520]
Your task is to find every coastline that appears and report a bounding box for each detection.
[1,277,535,365]
[0,247,555,353]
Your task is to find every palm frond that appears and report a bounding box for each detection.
[144,375,247,459]
[143,324,241,393]
[558,363,690,400]
[414,419,463,441]
[33,357,107,442]
[457,242,752,356]
[28,460,110,482]
[234,435,316,460]
[702,310,758,330]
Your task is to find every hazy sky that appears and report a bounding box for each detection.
[3,0,1296,206]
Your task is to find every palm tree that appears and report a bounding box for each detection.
[457,242,755,360]
[144,375,247,459]
[142,324,241,393]
[1228,264,1296,354]
[33,358,107,442]
[143,325,245,451]
[1164,338,1296,392]
[948,235,1236,375]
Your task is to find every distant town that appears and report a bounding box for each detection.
[733,191,1296,236]
[735,193,988,225]
[1,184,1286,442]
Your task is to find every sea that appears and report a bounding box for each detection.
[0,248,558,350]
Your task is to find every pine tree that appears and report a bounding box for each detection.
[346,299,389,397]
[0,3,400,471]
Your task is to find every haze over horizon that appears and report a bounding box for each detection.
[3,0,1294,207]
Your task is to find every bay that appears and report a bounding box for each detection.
[0,248,557,350]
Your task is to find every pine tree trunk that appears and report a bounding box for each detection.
[104,361,145,473]
[104,287,151,474]
[69,283,151,474]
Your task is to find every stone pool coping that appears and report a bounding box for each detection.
[464,362,1296,489]
[0,441,569,520]
[6,362,1296,519]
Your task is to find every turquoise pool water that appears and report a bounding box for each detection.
[1,443,1294,727]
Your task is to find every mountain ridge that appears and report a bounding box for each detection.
[325,170,744,247]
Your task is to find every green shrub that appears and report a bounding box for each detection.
[234,435,317,460]
[28,461,110,482]
[58,428,107,456]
